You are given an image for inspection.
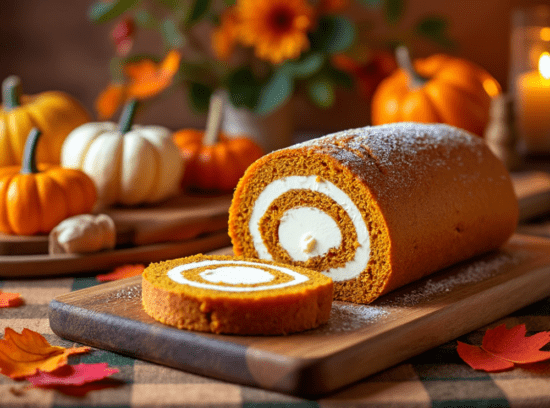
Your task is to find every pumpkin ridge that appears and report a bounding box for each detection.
[0,175,15,233]
[0,111,17,165]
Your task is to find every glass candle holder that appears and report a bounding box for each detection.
[510,5,550,154]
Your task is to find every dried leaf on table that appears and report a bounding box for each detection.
[457,323,550,372]
[26,363,119,387]
[0,290,23,307]
[0,328,90,379]
[96,264,145,282]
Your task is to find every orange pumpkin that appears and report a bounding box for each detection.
[0,76,90,166]
[173,129,264,191]
[371,47,501,136]
[0,128,97,235]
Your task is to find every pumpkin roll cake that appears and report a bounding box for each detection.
[142,254,333,335]
[228,122,519,304]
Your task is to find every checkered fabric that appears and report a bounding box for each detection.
[3,270,550,408]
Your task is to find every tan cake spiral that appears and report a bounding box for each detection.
[228,122,519,304]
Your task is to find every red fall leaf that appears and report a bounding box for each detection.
[457,323,550,372]
[96,264,145,282]
[26,363,119,387]
[0,291,23,307]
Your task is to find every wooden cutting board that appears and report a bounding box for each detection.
[49,234,550,397]
[0,193,232,277]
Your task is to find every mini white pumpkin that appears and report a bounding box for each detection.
[61,100,184,206]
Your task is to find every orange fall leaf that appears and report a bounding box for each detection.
[0,290,23,308]
[0,328,90,379]
[96,264,145,282]
[457,323,550,372]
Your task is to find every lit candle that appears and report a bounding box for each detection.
[516,52,550,153]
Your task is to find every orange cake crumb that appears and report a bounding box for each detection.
[142,254,333,335]
[228,123,519,304]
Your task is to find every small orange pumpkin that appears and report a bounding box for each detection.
[371,47,501,136]
[172,94,264,191]
[0,76,90,166]
[0,128,97,235]
[173,130,264,191]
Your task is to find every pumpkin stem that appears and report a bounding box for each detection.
[203,93,224,146]
[20,128,41,175]
[118,99,138,133]
[395,46,429,89]
[2,75,22,110]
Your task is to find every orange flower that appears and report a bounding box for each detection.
[95,50,181,119]
[125,49,181,99]
[237,0,314,64]
[212,8,240,61]
[95,83,127,120]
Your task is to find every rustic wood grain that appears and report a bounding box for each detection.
[0,193,232,256]
[1,231,231,277]
[49,234,550,396]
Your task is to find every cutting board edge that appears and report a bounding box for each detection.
[47,298,307,390]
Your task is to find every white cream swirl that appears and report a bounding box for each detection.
[167,259,309,292]
[249,176,370,281]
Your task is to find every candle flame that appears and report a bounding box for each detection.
[540,52,550,80]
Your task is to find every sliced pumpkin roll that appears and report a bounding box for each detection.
[228,122,519,304]
[142,254,333,335]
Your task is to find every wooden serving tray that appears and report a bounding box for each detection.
[0,193,232,277]
[49,234,550,397]
[0,193,232,256]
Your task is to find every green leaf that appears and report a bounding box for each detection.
[325,65,354,89]
[88,0,140,24]
[161,18,185,48]
[415,17,455,48]
[309,16,355,54]
[185,0,210,26]
[307,77,335,108]
[356,0,382,7]
[188,83,212,112]
[255,72,293,115]
[135,10,157,29]
[384,0,404,25]
[283,53,324,79]
[223,0,236,5]
[227,68,261,110]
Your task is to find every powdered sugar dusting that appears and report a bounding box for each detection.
[289,122,498,202]
[315,301,390,334]
[380,252,521,307]
[113,285,142,300]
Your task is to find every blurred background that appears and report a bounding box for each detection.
[0,0,545,133]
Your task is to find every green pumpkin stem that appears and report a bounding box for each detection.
[118,99,139,133]
[395,46,429,89]
[203,93,224,146]
[2,76,22,110]
[20,128,41,175]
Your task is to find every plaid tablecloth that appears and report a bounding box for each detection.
[3,211,550,407]
[3,264,550,407]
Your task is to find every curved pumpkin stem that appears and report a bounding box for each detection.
[203,93,224,146]
[395,46,429,89]
[20,128,41,175]
[2,75,22,111]
[118,99,138,133]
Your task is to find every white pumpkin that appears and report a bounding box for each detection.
[61,100,184,206]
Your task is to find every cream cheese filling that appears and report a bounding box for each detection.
[167,259,309,292]
[249,175,370,281]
